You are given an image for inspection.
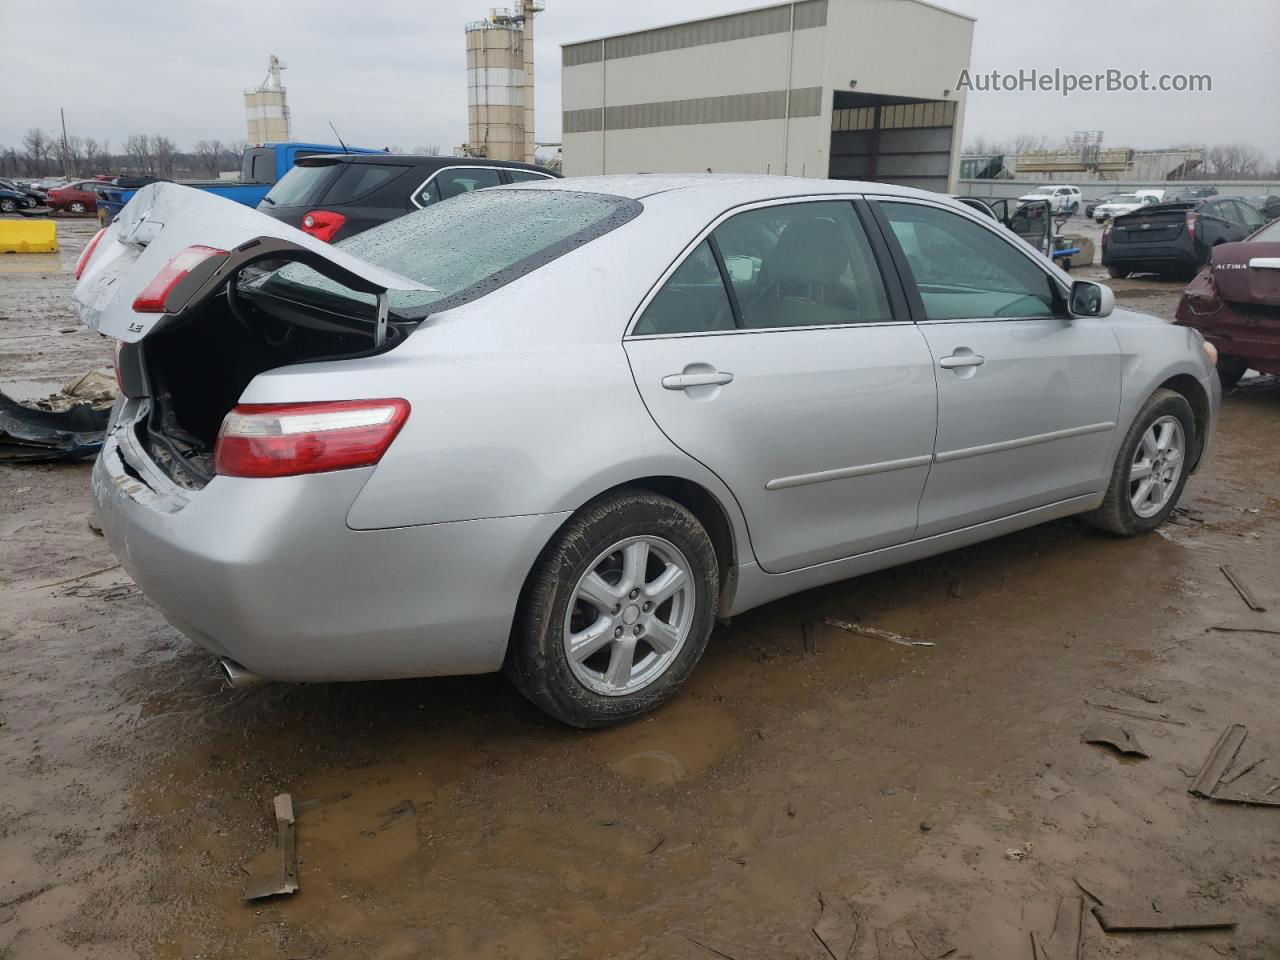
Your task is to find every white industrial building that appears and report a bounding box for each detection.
[244,55,291,144]
[560,0,974,192]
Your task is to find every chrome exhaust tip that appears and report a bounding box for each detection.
[219,658,264,688]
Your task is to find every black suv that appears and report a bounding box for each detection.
[1101,196,1266,279]
[257,154,560,242]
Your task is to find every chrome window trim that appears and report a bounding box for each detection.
[408,165,516,209]
[624,193,896,339]
[867,193,1073,316]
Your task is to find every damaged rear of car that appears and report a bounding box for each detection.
[1175,218,1280,389]
[77,181,640,686]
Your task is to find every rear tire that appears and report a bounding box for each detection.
[506,490,719,728]
[0,198,15,213]
[1107,264,1127,279]
[69,201,86,214]
[1083,388,1196,536]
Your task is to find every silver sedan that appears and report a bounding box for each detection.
[76,176,1220,727]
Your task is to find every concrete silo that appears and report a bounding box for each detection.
[465,3,543,162]
[245,55,292,143]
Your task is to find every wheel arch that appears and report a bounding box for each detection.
[1158,373,1210,469]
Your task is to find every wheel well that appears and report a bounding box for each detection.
[603,477,738,582]
[1159,374,1210,466]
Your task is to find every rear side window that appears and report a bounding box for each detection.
[242,148,274,183]
[634,241,735,335]
[261,164,340,208]
[252,190,641,318]
[508,170,555,183]
[414,168,503,207]
[321,164,407,204]
[880,201,1057,321]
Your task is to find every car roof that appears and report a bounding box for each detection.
[512,173,955,207]
[295,153,555,174]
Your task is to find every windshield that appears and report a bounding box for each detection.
[1029,187,1055,195]
[1253,219,1280,242]
[1109,195,1140,204]
[248,188,641,319]
[262,163,341,207]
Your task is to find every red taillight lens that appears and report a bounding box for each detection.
[300,210,346,243]
[131,245,228,313]
[1186,211,1199,239]
[213,399,410,479]
[76,227,108,279]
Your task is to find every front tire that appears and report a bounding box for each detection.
[69,201,86,214]
[506,490,719,728]
[0,198,16,213]
[1083,388,1196,536]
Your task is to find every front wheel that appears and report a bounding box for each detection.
[0,198,16,213]
[68,201,86,214]
[1083,388,1196,536]
[506,491,719,728]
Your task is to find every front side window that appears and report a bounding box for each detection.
[714,201,892,328]
[880,201,1058,321]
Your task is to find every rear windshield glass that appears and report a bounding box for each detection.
[1253,219,1280,242]
[248,189,641,319]
[262,164,341,208]
[322,163,408,204]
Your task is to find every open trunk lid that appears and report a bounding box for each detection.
[1210,240,1280,307]
[74,182,433,343]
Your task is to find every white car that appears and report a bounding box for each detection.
[1018,184,1082,215]
[1093,193,1158,223]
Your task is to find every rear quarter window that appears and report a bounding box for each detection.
[321,164,409,204]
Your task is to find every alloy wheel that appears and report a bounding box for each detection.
[1129,415,1185,518]
[562,535,696,697]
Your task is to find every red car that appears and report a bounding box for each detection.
[1176,217,1280,388]
[47,180,100,214]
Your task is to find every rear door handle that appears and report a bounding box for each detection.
[662,371,735,390]
[939,353,986,369]
[1248,257,1280,270]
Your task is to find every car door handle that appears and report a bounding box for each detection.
[662,371,735,390]
[939,353,986,369]
[1248,257,1280,270]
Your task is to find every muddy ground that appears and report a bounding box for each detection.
[1,216,1278,960]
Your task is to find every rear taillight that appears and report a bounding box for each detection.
[213,399,410,479]
[1186,211,1199,239]
[131,245,229,313]
[300,210,346,243]
[75,227,108,279]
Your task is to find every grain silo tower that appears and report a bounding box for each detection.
[244,55,292,143]
[465,3,543,162]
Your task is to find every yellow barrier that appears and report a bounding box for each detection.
[0,220,58,254]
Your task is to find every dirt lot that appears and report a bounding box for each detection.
[2,216,1278,959]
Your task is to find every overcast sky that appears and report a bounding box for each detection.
[2,0,1277,160]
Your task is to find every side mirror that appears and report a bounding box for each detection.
[1069,280,1115,318]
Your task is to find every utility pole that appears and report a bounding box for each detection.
[60,107,72,177]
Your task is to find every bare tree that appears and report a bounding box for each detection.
[61,134,85,176]
[415,144,442,156]
[124,134,152,173]
[152,135,177,177]
[83,137,105,173]
[194,139,225,177]
[1206,142,1266,180]
[22,128,54,175]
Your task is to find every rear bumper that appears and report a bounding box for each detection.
[1103,239,1199,270]
[91,412,568,682]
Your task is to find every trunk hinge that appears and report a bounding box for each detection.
[374,290,389,349]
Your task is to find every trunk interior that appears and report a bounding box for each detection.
[138,292,402,489]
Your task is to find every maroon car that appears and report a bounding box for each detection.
[47,180,100,214]
[1176,217,1280,388]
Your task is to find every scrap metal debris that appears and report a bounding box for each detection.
[1221,757,1266,785]
[1206,625,1280,637]
[1084,699,1188,726]
[1005,842,1034,862]
[1092,903,1235,933]
[378,799,415,831]
[1220,564,1267,612]
[1031,896,1084,960]
[812,892,860,960]
[1190,724,1280,807]
[873,922,954,960]
[1083,725,1149,759]
[823,618,936,647]
[0,389,111,462]
[242,793,299,901]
